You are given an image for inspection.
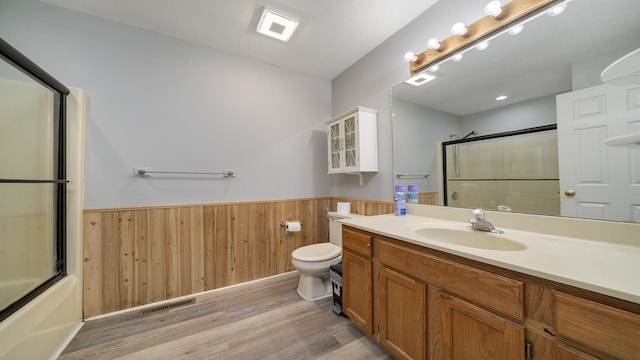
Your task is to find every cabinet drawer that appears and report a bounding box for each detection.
[342,227,372,258]
[553,291,640,360]
[378,239,524,320]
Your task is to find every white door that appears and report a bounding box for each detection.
[556,84,640,222]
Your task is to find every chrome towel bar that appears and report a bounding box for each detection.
[134,168,235,177]
[395,174,430,179]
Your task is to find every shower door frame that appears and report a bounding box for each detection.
[441,124,558,209]
[0,38,70,322]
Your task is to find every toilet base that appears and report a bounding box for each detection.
[296,272,333,301]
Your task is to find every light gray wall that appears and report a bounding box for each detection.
[0,0,332,209]
[331,0,488,201]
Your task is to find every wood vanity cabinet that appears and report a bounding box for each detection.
[378,265,426,360]
[341,225,640,360]
[342,227,373,334]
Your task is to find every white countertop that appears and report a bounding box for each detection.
[340,214,640,304]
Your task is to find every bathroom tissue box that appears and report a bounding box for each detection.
[337,202,351,215]
[284,221,301,232]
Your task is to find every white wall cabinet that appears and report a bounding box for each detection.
[326,107,378,176]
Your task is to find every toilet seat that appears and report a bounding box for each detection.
[291,243,341,262]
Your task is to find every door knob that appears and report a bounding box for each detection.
[564,189,576,197]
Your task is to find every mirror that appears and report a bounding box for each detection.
[392,0,640,222]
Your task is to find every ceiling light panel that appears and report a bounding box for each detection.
[257,8,299,42]
[405,72,437,86]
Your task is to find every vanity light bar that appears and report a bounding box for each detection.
[407,0,566,74]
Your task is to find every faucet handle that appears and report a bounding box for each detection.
[471,208,485,220]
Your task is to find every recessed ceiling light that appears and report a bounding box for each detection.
[257,8,299,42]
[496,95,508,101]
[405,73,437,86]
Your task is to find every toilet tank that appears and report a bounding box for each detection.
[327,211,361,247]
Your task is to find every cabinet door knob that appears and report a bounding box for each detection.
[564,189,576,197]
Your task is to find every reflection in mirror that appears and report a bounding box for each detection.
[392,0,640,222]
[443,126,558,216]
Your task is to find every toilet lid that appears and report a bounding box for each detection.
[292,243,341,262]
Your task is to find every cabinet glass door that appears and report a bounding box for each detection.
[330,122,341,169]
[344,116,357,167]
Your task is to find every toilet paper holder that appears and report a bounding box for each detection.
[281,221,302,232]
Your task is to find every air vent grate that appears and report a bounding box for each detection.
[140,298,195,315]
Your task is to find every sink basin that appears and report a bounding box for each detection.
[414,227,527,251]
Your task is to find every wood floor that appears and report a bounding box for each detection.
[59,272,393,360]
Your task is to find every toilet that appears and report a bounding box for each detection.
[291,211,358,301]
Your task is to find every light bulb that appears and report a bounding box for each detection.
[428,64,440,72]
[452,53,464,62]
[547,3,567,16]
[476,40,489,51]
[496,95,508,101]
[404,51,417,62]
[484,1,503,18]
[508,24,524,35]
[427,38,442,51]
[451,22,469,37]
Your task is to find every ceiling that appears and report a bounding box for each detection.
[40,0,439,80]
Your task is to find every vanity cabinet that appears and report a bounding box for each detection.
[326,107,378,174]
[341,225,640,360]
[378,266,426,360]
[552,291,640,359]
[342,227,373,334]
[441,293,524,359]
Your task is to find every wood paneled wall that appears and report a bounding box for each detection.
[82,197,394,318]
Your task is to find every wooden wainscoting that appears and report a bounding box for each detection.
[82,197,393,318]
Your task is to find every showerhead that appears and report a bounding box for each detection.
[462,130,478,139]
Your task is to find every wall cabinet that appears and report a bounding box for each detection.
[342,225,640,360]
[326,107,378,175]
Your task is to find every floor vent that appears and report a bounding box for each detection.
[140,298,195,315]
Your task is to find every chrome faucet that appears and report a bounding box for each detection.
[469,208,503,234]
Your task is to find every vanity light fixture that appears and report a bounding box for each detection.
[451,22,469,37]
[476,40,490,50]
[496,95,508,101]
[405,72,437,86]
[547,3,567,16]
[427,38,443,51]
[404,51,418,62]
[484,1,504,19]
[508,24,525,35]
[406,0,569,74]
[256,8,299,42]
